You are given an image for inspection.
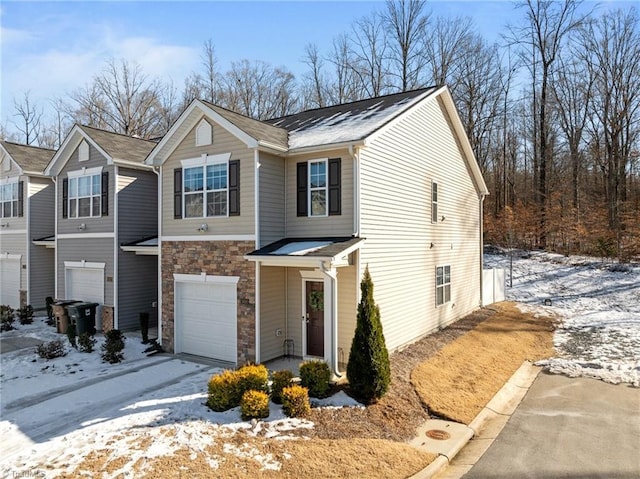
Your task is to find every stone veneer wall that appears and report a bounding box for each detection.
[161,241,256,365]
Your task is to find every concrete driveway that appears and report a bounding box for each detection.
[461,372,640,479]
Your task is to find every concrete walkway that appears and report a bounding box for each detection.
[0,336,43,354]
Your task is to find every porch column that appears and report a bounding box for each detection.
[322,264,341,378]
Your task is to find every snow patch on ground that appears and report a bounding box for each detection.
[485,249,640,387]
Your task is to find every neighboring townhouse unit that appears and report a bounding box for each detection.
[146,86,488,373]
[44,125,158,331]
[0,141,55,309]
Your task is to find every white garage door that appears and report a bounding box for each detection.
[0,257,21,308]
[66,267,105,304]
[175,279,237,363]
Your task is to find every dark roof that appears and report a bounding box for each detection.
[265,87,437,149]
[248,237,363,258]
[78,125,157,163]
[1,141,55,174]
[201,101,289,150]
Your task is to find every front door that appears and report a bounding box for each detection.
[305,281,324,357]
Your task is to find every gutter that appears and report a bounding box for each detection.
[152,165,162,346]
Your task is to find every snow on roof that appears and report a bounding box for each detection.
[271,241,333,256]
[266,88,437,150]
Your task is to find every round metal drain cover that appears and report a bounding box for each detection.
[425,429,451,440]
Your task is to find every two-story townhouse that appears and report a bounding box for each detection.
[146,86,488,373]
[44,125,158,331]
[0,141,55,309]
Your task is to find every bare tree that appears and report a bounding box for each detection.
[579,8,640,234]
[326,33,363,104]
[383,0,429,91]
[508,0,586,248]
[201,39,219,104]
[350,12,391,97]
[425,15,474,90]
[301,43,329,108]
[12,91,43,145]
[70,59,163,138]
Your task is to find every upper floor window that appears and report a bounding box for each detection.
[436,265,451,306]
[63,167,107,219]
[309,160,327,217]
[0,180,20,218]
[297,158,341,217]
[431,181,438,223]
[174,153,240,219]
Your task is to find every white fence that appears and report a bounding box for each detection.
[482,268,505,306]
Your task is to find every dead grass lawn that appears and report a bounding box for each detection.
[410,302,555,424]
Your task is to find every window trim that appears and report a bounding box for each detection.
[0,177,19,218]
[436,265,451,307]
[181,153,231,219]
[67,166,103,219]
[308,158,328,218]
[431,180,438,223]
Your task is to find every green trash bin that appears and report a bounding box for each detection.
[67,302,99,336]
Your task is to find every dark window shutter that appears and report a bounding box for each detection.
[296,162,308,217]
[174,168,182,219]
[101,171,109,216]
[17,181,24,217]
[62,178,68,219]
[228,160,240,216]
[328,158,341,216]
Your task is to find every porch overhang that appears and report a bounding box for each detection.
[32,235,55,249]
[120,236,159,256]
[245,237,364,268]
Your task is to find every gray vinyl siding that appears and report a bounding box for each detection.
[359,96,482,353]
[56,238,114,305]
[28,177,55,308]
[117,167,158,243]
[0,232,26,292]
[337,264,358,369]
[161,117,255,237]
[57,144,115,234]
[259,153,285,247]
[285,149,354,238]
[259,266,286,361]
[117,249,158,331]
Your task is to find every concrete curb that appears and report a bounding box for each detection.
[409,361,542,479]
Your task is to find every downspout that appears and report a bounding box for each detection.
[153,165,162,345]
[53,177,58,299]
[113,165,118,328]
[349,145,360,237]
[479,194,485,307]
[25,177,30,306]
[254,148,261,364]
[321,262,341,379]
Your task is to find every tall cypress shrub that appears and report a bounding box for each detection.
[347,266,391,403]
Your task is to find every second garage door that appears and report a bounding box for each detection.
[0,257,21,308]
[175,279,237,363]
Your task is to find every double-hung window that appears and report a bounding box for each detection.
[436,265,451,306]
[182,154,229,218]
[309,159,327,217]
[0,180,19,218]
[68,170,101,218]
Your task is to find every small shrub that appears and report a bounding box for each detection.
[0,305,15,332]
[17,305,34,325]
[281,384,310,418]
[78,332,96,353]
[101,329,126,363]
[207,370,240,412]
[66,323,77,349]
[236,363,269,395]
[270,369,294,404]
[241,390,270,420]
[299,360,331,398]
[36,339,66,359]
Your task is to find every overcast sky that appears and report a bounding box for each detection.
[0,0,618,137]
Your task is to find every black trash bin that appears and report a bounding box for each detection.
[67,302,99,336]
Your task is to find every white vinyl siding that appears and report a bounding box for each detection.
[161,120,254,237]
[359,95,482,353]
